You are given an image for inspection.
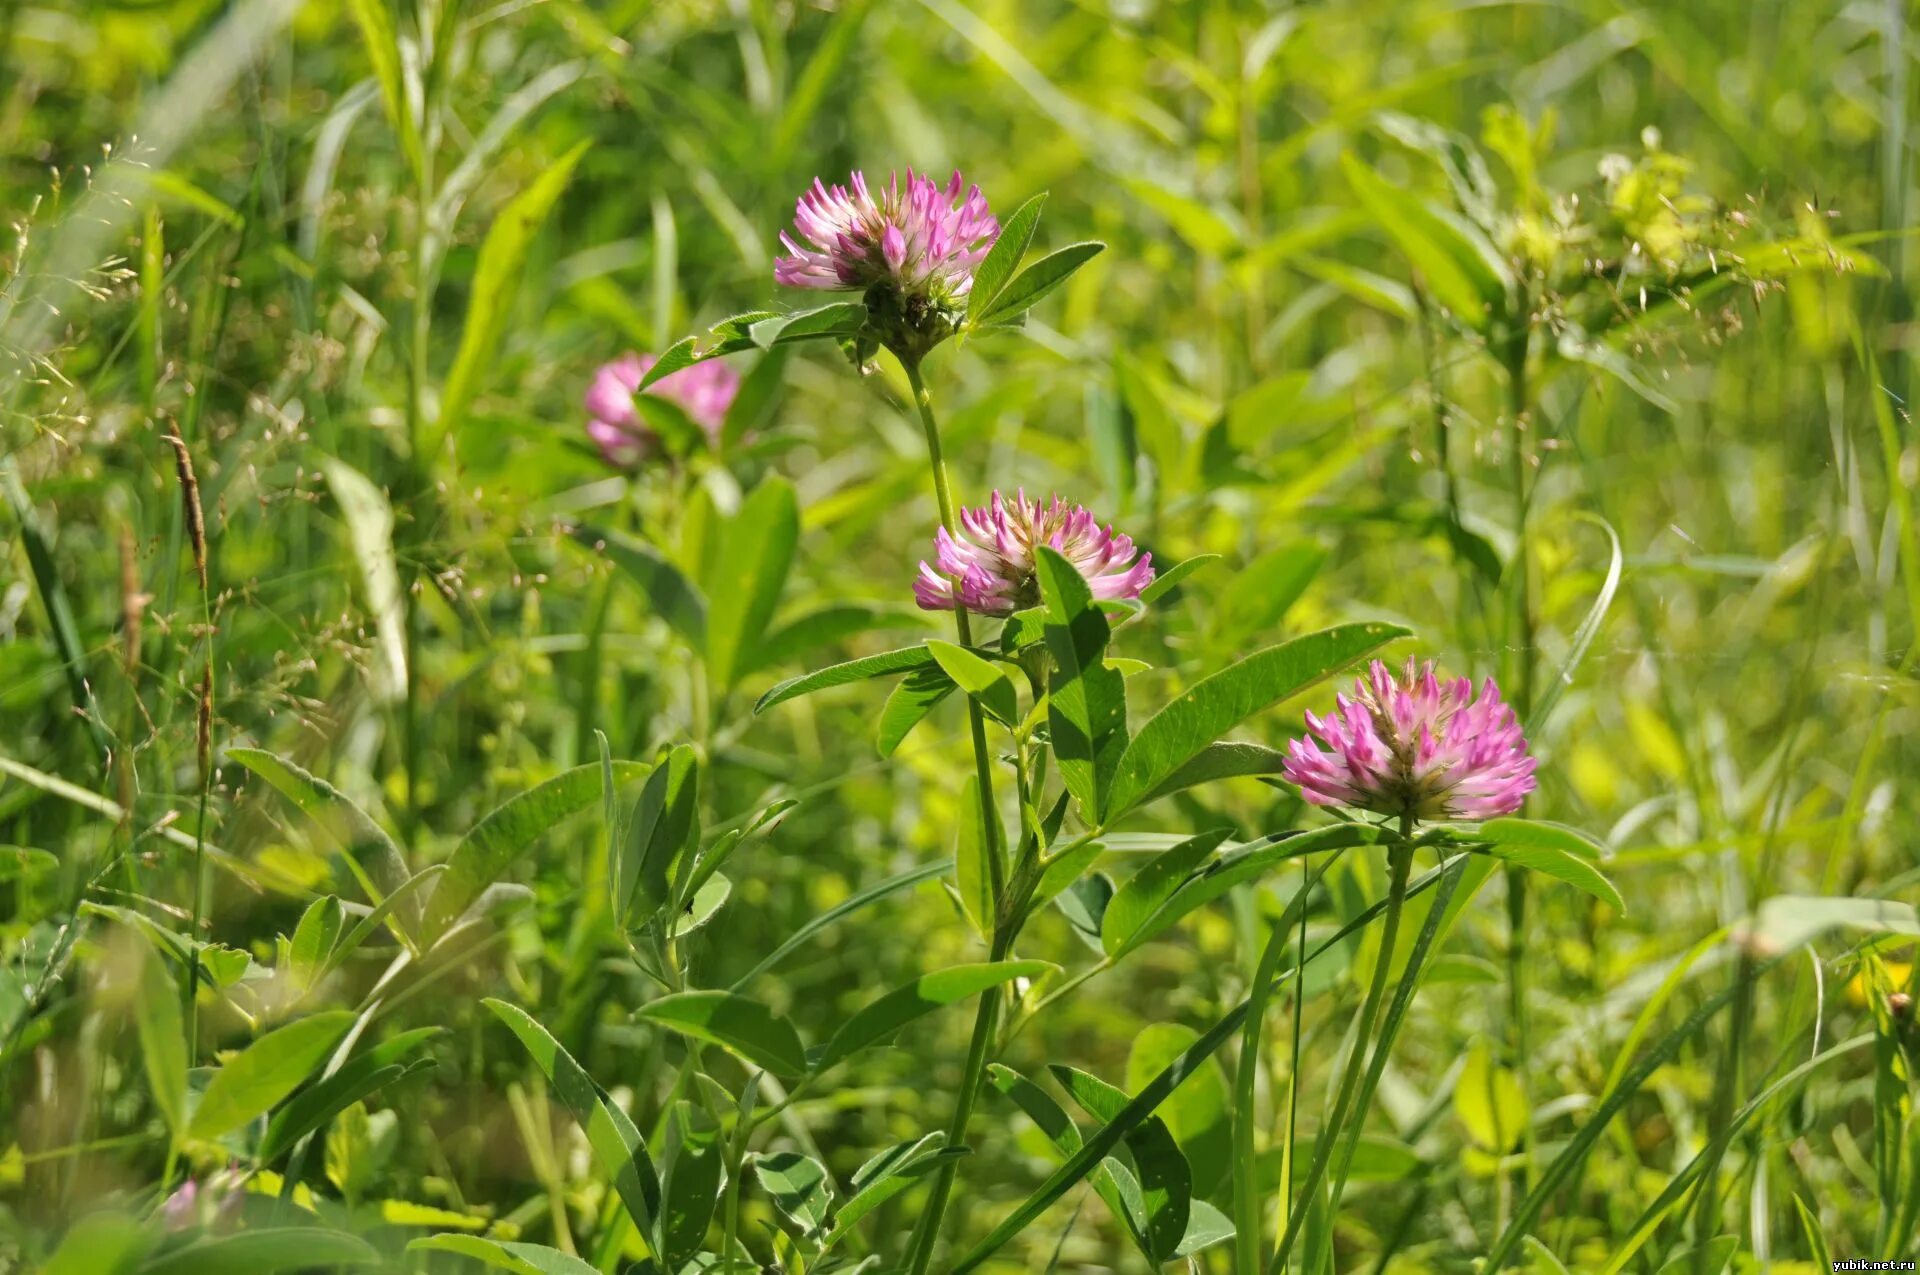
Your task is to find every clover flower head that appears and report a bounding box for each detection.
[583,352,740,466]
[914,489,1154,618]
[775,168,999,310]
[1282,658,1536,822]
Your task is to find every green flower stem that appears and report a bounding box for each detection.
[1501,304,1536,1211]
[905,926,1014,1274]
[1270,833,1414,1274]
[1234,883,1300,1272]
[402,141,434,842]
[719,1130,747,1274]
[901,358,1007,904]
[899,355,1010,1275]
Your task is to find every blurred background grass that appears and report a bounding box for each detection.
[0,0,1914,1269]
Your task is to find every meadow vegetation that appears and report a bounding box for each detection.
[0,1,1916,1272]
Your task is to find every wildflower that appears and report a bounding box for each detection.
[583,352,740,466]
[775,169,999,359]
[913,490,1154,617]
[1282,659,1536,822]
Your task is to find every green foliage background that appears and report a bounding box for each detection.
[0,0,1915,1270]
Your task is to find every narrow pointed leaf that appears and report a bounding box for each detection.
[980,241,1105,323]
[827,1133,958,1242]
[952,775,992,938]
[731,860,948,990]
[1038,546,1127,823]
[950,860,1458,1272]
[258,1026,442,1163]
[1100,828,1234,957]
[1341,152,1510,329]
[230,748,414,937]
[1106,622,1408,820]
[441,141,591,440]
[484,999,660,1232]
[1137,741,1290,806]
[134,944,187,1138]
[1137,553,1221,604]
[967,191,1047,324]
[877,665,957,756]
[987,1064,1143,1254]
[571,525,708,650]
[816,961,1053,1072]
[425,762,649,941]
[407,1236,599,1275]
[755,644,937,714]
[705,477,799,692]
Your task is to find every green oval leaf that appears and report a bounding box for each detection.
[189,1011,355,1139]
[659,1108,724,1264]
[287,896,343,989]
[636,991,808,1077]
[753,1150,835,1236]
[258,1026,443,1163]
[1050,1064,1191,1262]
[1038,545,1128,823]
[986,1063,1141,1253]
[621,746,700,924]
[1476,817,1606,859]
[876,664,958,757]
[926,640,1018,726]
